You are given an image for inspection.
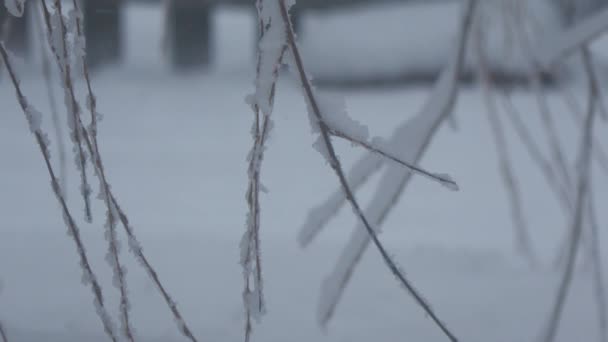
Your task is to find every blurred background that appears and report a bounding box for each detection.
[1,0,608,341]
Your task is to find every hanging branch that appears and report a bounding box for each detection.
[473,12,538,266]
[44,0,93,222]
[63,0,135,339]
[39,1,134,339]
[35,2,200,340]
[277,0,462,340]
[558,88,608,174]
[33,2,67,194]
[298,0,476,327]
[0,41,119,342]
[52,1,199,340]
[542,45,598,342]
[241,0,287,339]
[109,193,199,342]
[500,93,572,212]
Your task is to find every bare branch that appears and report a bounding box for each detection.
[48,0,93,222]
[64,0,135,338]
[542,46,597,342]
[474,15,538,267]
[33,1,67,194]
[301,0,477,327]
[279,1,464,340]
[329,128,459,191]
[110,194,199,342]
[0,41,118,342]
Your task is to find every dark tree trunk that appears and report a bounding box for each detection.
[166,1,212,69]
[83,0,123,68]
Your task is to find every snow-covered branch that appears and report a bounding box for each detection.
[0,41,119,342]
[474,14,538,266]
[40,0,93,222]
[241,1,288,339]
[299,0,476,328]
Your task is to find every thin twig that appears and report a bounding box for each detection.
[474,15,539,267]
[66,0,135,339]
[542,46,597,342]
[44,0,93,222]
[559,87,608,175]
[303,0,476,326]
[241,2,288,339]
[500,93,572,212]
[33,2,68,195]
[279,1,458,340]
[0,41,118,342]
[582,48,608,342]
[110,194,199,342]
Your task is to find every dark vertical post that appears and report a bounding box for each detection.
[166,0,213,69]
[82,0,123,69]
[0,3,30,58]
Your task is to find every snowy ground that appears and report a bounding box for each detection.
[0,3,607,342]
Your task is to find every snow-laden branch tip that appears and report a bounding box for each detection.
[298,0,476,328]
[534,6,608,70]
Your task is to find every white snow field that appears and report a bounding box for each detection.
[1,2,607,342]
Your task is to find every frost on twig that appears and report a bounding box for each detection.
[273,0,469,340]
[241,0,287,340]
[33,1,68,195]
[44,0,197,339]
[297,0,476,329]
[0,41,119,342]
[40,0,93,223]
[63,0,135,339]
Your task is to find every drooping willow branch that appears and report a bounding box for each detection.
[473,13,538,266]
[276,0,462,340]
[297,0,476,328]
[41,1,134,339]
[0,41,119,342]
[7,3,200,341]
[42,0,93,222]
[543,46,599,342]
[241,0,287,339]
